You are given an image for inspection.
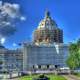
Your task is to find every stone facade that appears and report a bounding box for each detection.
[0,45,23,72]
[23,43,69,71]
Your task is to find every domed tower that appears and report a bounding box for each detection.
[33,11,63,44]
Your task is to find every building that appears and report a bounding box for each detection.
[0,44,23,73]
[33,11,63,43]
[0,11,69,73]
[22,11,69,72]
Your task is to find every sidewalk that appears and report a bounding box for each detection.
[63,75,80,80]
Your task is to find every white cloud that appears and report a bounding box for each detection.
[0,1,24,44]
[0,2,21,19]
[13,43,17,47]
[0,1,2,7]
[1,38,5,44]
[13,4,20,10]
[20,16,26,21]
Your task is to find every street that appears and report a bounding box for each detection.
[63,75,80,80]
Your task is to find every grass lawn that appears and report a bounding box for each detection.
[19,74,67,80]
[74,73,80,77]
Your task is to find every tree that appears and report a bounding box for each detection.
[66,39,80,70]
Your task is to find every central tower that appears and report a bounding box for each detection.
[33,11,63,44]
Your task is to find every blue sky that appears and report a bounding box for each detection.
[2,0,80,48]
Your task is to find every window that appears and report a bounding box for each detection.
[38,65,41,69]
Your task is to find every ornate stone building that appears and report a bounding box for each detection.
[0,11,69,73]
[22,11,69,72]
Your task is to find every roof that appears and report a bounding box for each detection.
[38,11,58,30]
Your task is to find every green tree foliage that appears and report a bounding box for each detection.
[66,39,80,70]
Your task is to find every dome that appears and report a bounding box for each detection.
[33,11,63,44]
[38,11,58,30]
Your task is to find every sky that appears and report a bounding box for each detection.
[2,0,80,48]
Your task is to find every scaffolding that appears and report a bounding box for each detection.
[33,28,63,43]
[33,11,63,44]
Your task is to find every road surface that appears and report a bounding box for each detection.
[63,75,80,80]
